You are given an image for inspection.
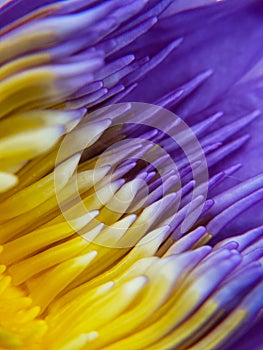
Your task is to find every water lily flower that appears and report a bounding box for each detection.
[0,0,262,349]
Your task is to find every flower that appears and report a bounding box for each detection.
[0,0,262,349]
